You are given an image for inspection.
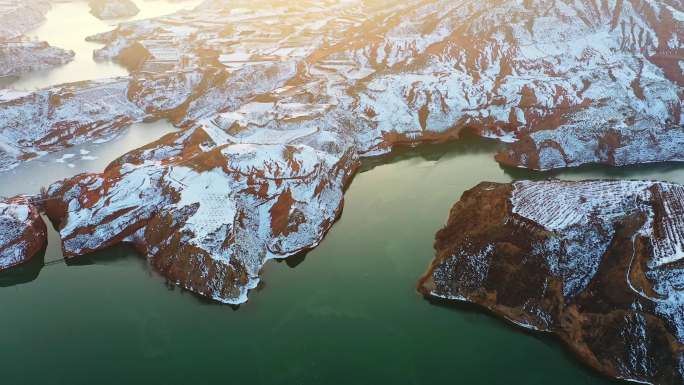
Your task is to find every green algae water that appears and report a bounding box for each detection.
[7,134,684,385]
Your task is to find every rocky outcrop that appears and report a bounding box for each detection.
[43,127,358,304]
[494,115,684,171]
[0,196,46,270]
[419,180,684,385]
[89,0,139,20]
[0,79,145,171]
[0,40,74,77]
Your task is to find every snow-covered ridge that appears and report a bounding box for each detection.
[2,0,680,173]
[0,0,50,40]
[511,180,654,232]
[0,78,144,172]
[511,180,684,270]
[0,40,74,77]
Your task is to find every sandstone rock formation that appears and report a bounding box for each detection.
[0,196,47,270]
[43,128,357,304]
[89,0,139,20]
[0,79,144,171]
[419,180,684,385]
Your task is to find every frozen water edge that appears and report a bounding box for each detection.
[0,119,177,197]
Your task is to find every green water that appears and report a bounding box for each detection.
[8,136,684,384]
[2,4,683,382]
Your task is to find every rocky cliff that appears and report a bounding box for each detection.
[419,180,684,385]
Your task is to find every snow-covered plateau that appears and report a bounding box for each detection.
[4,0,684,172]
[42,132,357,304]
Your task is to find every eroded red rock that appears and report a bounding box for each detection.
[419,180,684,385]
[0,196,47,271]
[0,79,145,171]
[43,129,358,304]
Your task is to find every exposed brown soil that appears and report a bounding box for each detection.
[419,181,684,385]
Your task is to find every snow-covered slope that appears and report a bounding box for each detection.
[0,1,75,80]
[0,196,46,270]
[0,79,145,171]
[86,0,684,165]
[3,0,683,171]
[420,180,684,385]
[43,130,357,304]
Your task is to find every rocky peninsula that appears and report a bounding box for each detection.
[419,180,684,384]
